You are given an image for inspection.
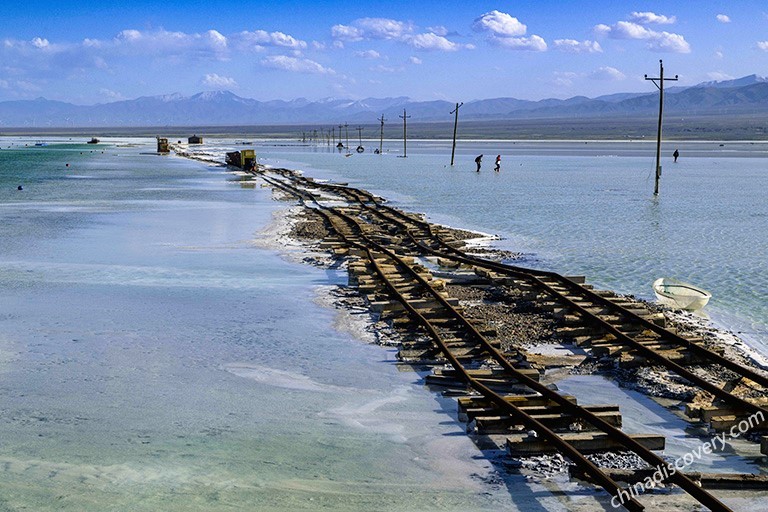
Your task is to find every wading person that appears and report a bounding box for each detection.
[494,154,501,172]
[475,154,483,172]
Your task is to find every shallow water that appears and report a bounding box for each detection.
[0,138,531,511]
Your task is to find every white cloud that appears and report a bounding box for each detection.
[202,73,238,88]
[409,56,422,65]
[716,14,731,23]
[331,17,466,53]
[31,37,50,49]
[629,12,676,25]
[354,18,413,40]
[235,30,306,50]
[489,34,547,52]
[112,28,231,60]
[354,49,381,59]
[261,55,334,75]
[473,10,545,51]
[553,39,602,53]
[406,33,461,51]
[595,20,690,53]
[427,25,449,37]
[472,10,527,36]
[331,24,364,42]
[204,30,228,51]
[589,66,626,81]
[757,41,768,51]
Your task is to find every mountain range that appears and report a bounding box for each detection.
[2,75,768,128]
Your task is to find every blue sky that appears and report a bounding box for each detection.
[1,1,767,104]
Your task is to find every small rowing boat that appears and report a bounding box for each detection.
[653,277,711,311]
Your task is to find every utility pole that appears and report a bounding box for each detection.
[399,109,410,158]
[338,124,344,151]
[645,60,678,195]
[450,102,463,166]
[332,127,335,147]
[378,114,385,154]
[356,125,364,151]
[344,123,350,154]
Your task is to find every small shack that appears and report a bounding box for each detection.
[188,135,203,144]
[157,137,169,153]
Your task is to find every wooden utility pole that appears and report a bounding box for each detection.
[450,102,463,166]
[344,123,350,154]
[356,125,364,151]
[399,109,410,158]
[645,60,678,195]
[332,127,335,146]
[378,114,385,154]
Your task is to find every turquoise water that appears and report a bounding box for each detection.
[244,138,767,355]
[0,138,528,511]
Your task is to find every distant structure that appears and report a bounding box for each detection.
[156,137,169,153]
[87,137,99,144]
[188,135,203,144]
[225,149,257,171]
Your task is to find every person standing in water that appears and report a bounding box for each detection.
[475,154,483,172]
[494,154,501,172]
[673,148,679,162]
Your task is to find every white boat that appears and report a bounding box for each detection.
[653,277,711,311]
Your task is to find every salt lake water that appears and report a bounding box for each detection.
[0,135,766,510]
[0,138,528,511]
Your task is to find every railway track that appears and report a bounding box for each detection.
[270,169,768,427]
[247,167,768,511]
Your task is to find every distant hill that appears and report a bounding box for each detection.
[2,75,768,128]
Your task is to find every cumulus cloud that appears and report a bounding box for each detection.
[261,55,334,74]
[595,19,690,53]
[757,41,768,51]
[489,34,547,52]
[629,12,676,25]
[716,14,731,23]
[589,66,626,81]
[32,37,50,49]
[331,17,467,52]
[234,30,306,50]
[406,33,461,51]
[553,39,602,53]
[409,56,422,65]
[473,10,546,51]
[331,24,364,42]
[202,73,238,88]
[472,10,527,36]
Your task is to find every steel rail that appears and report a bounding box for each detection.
[295,176,768,405]
[260,172,734,512]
